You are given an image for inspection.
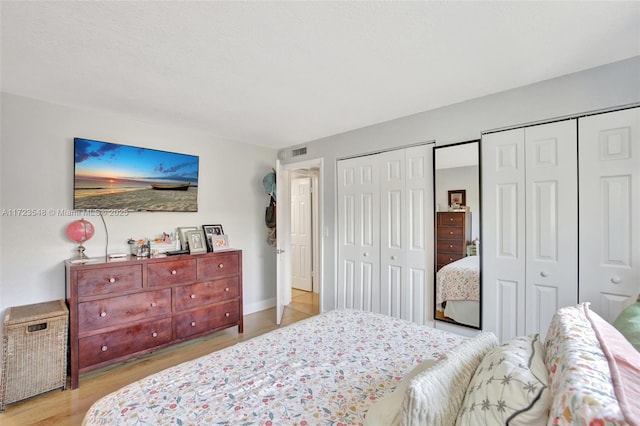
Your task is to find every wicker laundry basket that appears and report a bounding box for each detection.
[1,300,68,411]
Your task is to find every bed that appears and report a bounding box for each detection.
[83,305,640,426]
[82,309,464,425]
[436,255,479,327]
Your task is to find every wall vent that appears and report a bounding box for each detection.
[291,146,307,157]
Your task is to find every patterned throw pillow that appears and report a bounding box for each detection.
[401,332,498,426]
[455,334,549,426]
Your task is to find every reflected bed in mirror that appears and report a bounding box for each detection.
[433,140,481,329]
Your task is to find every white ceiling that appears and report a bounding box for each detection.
[1,1,639,150]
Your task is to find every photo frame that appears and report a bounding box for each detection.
[202,224,224,252]
[210,234,229,251]
[177,226,198,250]
[448,189,466,207]
[185,229,207,254]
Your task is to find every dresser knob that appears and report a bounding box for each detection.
[449,258,453,261]
[100,311,107,317]
[152,332,158,338]
[224,287,229,292]
[449,231,454,235]
[108,277,116,283]
[190,321,196,327]
[150,302,157,307]
[449,244,453,248]
[390,256,397,260]
[190,294,196,299]
[171,270,177,275]
[101,345,108,352]
[611,276,622,284]
[225,312,230,317]
[218,263,224,269]
[449,218,454,221]
[540,271,549,278]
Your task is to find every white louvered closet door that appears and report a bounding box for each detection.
[579,107,640,322]
[524,120,578,337]
[337,155,381,313]
[379,145,431,324]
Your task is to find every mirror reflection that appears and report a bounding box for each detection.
[434,140,481,329]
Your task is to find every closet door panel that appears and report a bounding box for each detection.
[579,107,640,322]
[380,149,405,318]
[337,156,380,313]
[482,128,526,341]
[524,120,577,338]
[405,146,431,324]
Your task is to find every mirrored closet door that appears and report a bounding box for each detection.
[433,140,481,329]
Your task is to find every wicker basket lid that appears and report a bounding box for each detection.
[3,300,68,326]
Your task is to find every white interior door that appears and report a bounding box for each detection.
[482,128,526,342]
[276,160,291,325]
[291,177,313,291]
[579,107,640,322]
[337,155,381,313]
[524,120,578,338]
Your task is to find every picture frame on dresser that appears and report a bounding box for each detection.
[177,226,198,250]
[211,234,229,251]
[186,230,207,254]
[203,224,224,252]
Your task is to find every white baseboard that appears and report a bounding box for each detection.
[243,297,276,315]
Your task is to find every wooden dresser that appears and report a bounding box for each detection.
[436,212,471,271]
[65,250,243,389]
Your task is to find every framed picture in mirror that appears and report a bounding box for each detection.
[448,189,466,207]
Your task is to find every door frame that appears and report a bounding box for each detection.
[277,157,324,323]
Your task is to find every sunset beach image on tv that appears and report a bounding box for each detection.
[74,138,199,212]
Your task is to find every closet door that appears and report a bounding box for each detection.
[579,107,640,322]
[482,120,578,341]
[337,155,381,312]
[524,120,578,337]
[379,146,431,324]
[482,128,526,342]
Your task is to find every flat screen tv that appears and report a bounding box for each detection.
[74,138,199,212]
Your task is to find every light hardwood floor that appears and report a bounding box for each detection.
[0,293,318,426]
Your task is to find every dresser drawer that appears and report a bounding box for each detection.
[437,226,466,240]
[438,212,465,227]
[437,253,466,266]
[174,277,240,312]
[148,259,196,287]
[77,265,143,297]
[174,301,240,339]
[78,317,172,369]
[78,289,171,333]
[437,239,465,254]
[197,253,239,279]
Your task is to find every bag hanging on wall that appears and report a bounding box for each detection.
[265,197,276,229]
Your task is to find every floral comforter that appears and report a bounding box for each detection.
[83,309,463,425]
[436,255,480,304]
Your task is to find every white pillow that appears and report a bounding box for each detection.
[400,332,498,426]
[364,358,439,426]
[455,334,550,426]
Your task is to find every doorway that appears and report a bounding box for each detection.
[288,168,320,315]
[277,159,322,320]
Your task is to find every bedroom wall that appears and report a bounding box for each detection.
[281,56,640,314]
[0,93,278,316]
[435,165,480,240]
